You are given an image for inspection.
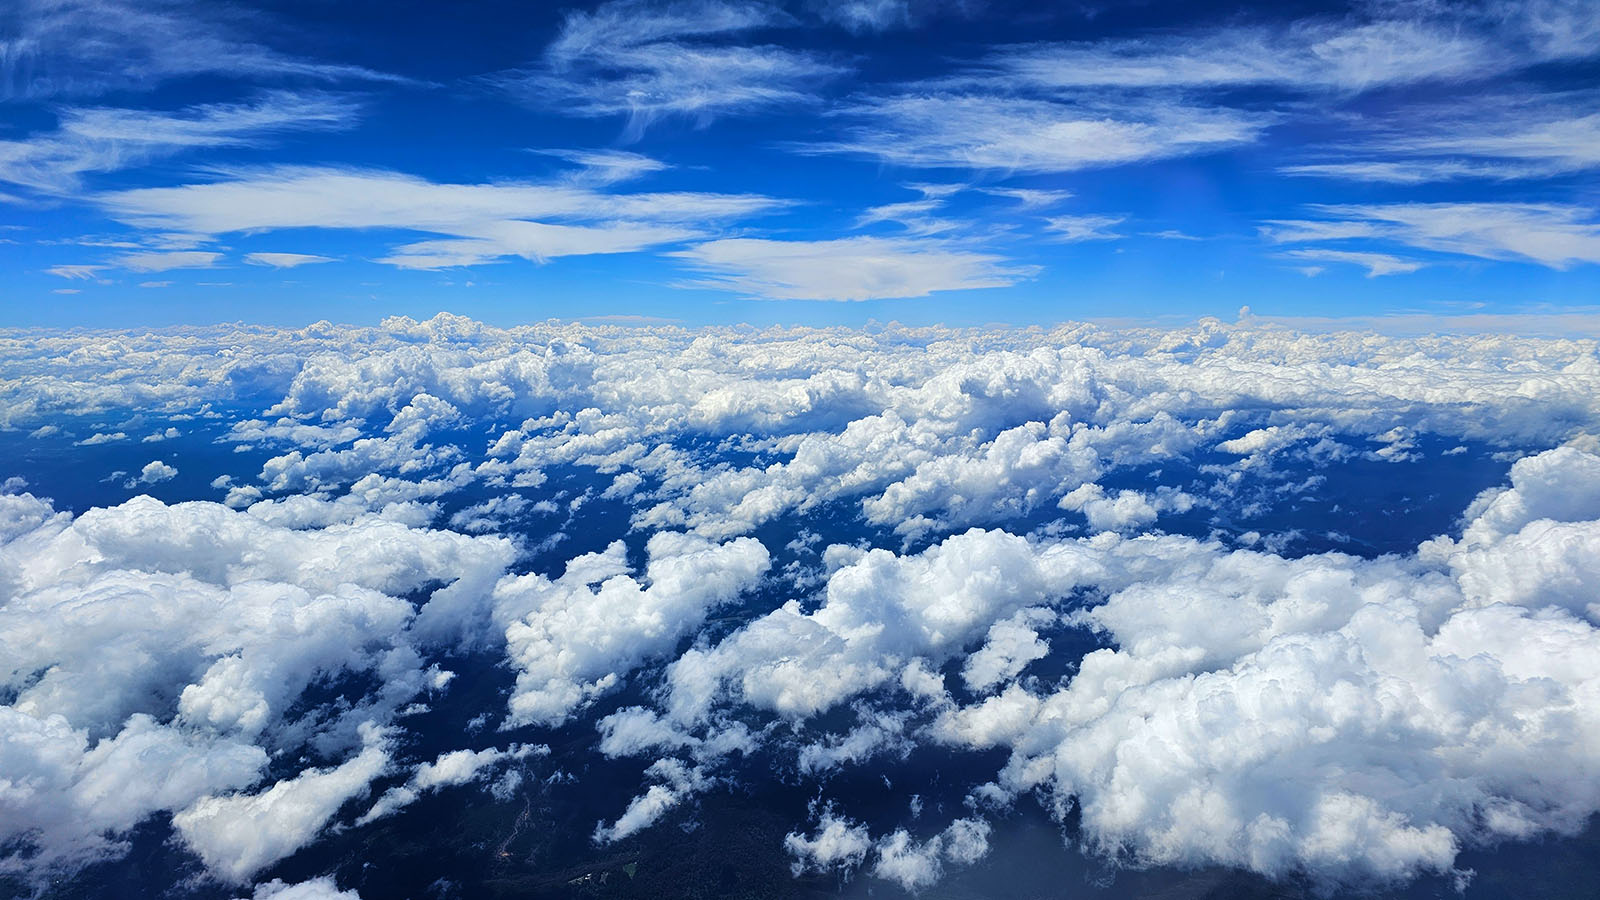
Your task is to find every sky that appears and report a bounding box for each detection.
[3,0,1599,329]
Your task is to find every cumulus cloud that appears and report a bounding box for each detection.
[0,489,513,882]
[174,728,389,883]
[6,313,1600,894]
[494,532,770,726]
[235,877,363,900]
[356,744,544,825]
[786,809,991,890]
[134,459,178,483]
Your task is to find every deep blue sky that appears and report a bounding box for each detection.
[3,0,1598,328]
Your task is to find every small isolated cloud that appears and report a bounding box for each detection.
[1280,248,1425,277]
[133,460,178,484]
[52,288,81,294]
[45,264,106,279]
[1044,214,1125,242]
[244,252,336,268]
[672,236,1037,300]
[74,431,126,445]
[112,250,221,272]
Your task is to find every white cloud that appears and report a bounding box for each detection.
[1280,98,1600,184]
[236,877,363,900]
[6,314,1600,893]
[0,0,405,101]
[671,236,1037,300]
[111,250,221,272]
[1279,248,1425,277]
[0,92,359,194]
[44,264,106,279]
[1273,203,1600,269]
[785,809,872,874]
[500,0,844,135]
[786,809,991,890]
[0,488,513,881]
[135,459,178,483]
[985,21,1499,93]
[96,165,785,270]
[174,731,389,883]
[1044,214,1125,242]
[494,532,770,726]
[592,757,711,843]
[245,252,336,268]
[356,744,544,825]
[803,95,1265,173]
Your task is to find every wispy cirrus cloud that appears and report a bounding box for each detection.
[244,252,336,269]
[495,0,845,137]
[976,1,1598,95]
[111,250,221,272]
[1044,214,1125,243]
[1283,102,1600,184]
[798,95,1266,173]
[982,21,1496,94]
[1268,203,1600,270]
[0,91,359,194]
[0,0,407,100]
[1280,248,1424,277]
[670,235,1036,300]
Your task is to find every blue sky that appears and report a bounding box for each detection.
[3,0,1599,329]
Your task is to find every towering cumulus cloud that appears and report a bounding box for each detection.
[1,313,1598,897]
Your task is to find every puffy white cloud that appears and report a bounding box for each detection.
[494,532,770,726]
[356,744,545,825]
[174,729,390,883]
[135,459,178,483]
[592,757,712,843]
[0,490,513,881]
[786,809,991,890]
[6,313,1600,893]
[236,877,363,900]
[871,817,991,890]
[785,809,872,874]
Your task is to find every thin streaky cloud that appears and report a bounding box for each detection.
[798,95,1267,173]
[0,92,360,194]
[670,236,1037,300]
[1,0,410,100]
[1280,248,1425,277]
